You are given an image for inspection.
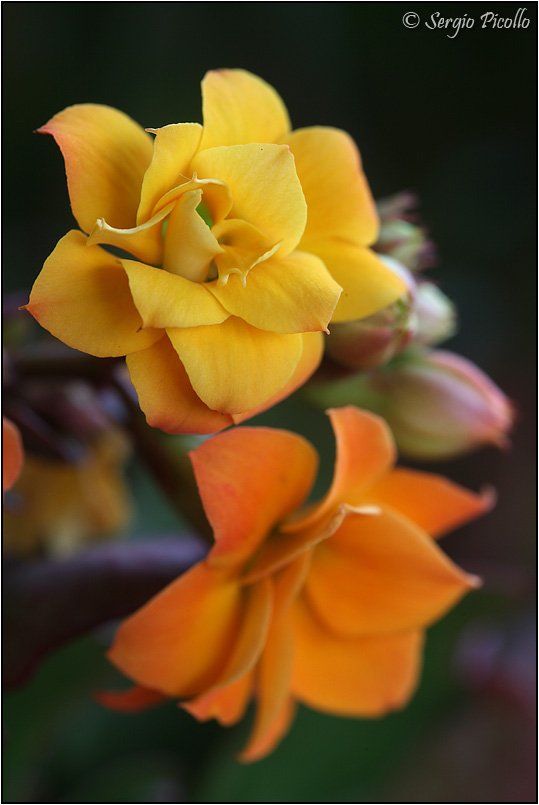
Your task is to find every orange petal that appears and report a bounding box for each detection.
[369,468,495,539]
[286,407,396,531]
[182,671,254,726]
[167,317,303,415]
[305,507,481,638]
[286,126,379,249]
[314,242,407,323]
[96,685,167,712]
[242,504,354,585]
[39,104,153,234]
[291,598,424,717]
[26,230,161,357]
[231,331,324,425]
[191,144,306,259]
[208,250,342,335]
[122,259,229,329]
[239,617,295,762]
[200,69,291,151]
[107,561,243,698]
[125,336,233,434]
[189,426,317,569]
[137,123,202,224]
[3,417,23,493]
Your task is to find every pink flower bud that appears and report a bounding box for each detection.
[370,350,514,460]
[414,282,457,346]
[326,302,415,370]
[375,192,437,272]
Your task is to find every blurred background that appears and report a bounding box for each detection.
[3,2,536,802]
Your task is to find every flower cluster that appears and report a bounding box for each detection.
[4,69,513,765]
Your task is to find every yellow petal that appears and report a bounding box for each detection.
[231,331,324,425]
[369,468,495,540]
[286,407,395,532]
[285,126,379,249]
[305,507,481,638]
[239,617,295,762]
[292,599,424,717]
[26,230,161,357]
[87,204,171,266]
[126,336,233,434]
[208,251,341,334]
[108,561,244,698]
[189,426,317,568]
[167,317,303,414]
[39,104,153,234]
[122,260,228,329]
[154,175,232,225]
[314,242,407,322]
[192,144,306,258]
[200,69,291,151]
[137,123,202,223]
[162,189,223,280]
[211,218,279,286]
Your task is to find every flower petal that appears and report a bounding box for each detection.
[87,205,170,266]
[369,468,495,539]
[292,599,424,717]
[231,331,324,425]
[242,504,354,585]
[162,189,224,280]
[122,259,229,329]
[314,242,407,322]
[96,685,167,712]
[182,671,254,726]
[39,104,153,234]
[3,417,23,493]
[286,126,379,249]
[287,407,396,531]
[126,336,233,434]
[137,123,202,223]
[167,317,303,414]
[189,426,317,568]
[191,144,307,259]
[304,507,481,638]
[208,251,341,334]
[107,561,244,698]
[239,617,295,762]
[200,69,291,151]
[26,230,161,357]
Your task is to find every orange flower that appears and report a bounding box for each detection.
[101,407,492,761]
[3,417,23,494]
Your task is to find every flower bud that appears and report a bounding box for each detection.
[326,301,415,370]
[375,192,437,272]
[414,282,457,346]
[368,350,513,460]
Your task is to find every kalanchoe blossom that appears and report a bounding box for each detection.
[99,407,492,761]
[25,70,405,434]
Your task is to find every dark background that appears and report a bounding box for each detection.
[3,3,536,802]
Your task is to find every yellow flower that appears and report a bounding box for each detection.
[3,429,131,557]
[26,70,405,433]
[99,407,492,761]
